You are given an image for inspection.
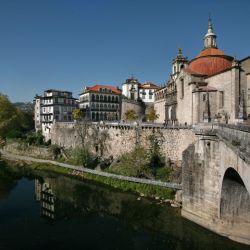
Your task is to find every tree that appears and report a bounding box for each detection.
[124,109,137,121]
[146,107,159,123]
[148,129,165,175]
[73,108,83,120]
[73,108,90,147]
[0,94,20,138]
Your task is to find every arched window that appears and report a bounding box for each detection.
[92,94,95,101]
[115,96,118,102]
[92,112,95,121]
[104,95,107,102]
[112,96,114,102]
[108,96,111,102]
[96,95,99,101]
[100,95,103,101]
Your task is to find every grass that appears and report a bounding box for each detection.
[2,159,175,200]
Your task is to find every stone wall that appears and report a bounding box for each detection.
[121,99,145,121]
[154,99,165,123]
[3,142,53,159]
[50,122,196,164]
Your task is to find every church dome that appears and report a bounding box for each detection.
[186,19,234,76]
[187,48,233,76]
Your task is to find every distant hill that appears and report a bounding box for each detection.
[13,102,34,113]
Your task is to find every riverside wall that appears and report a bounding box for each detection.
[50,122,197,164]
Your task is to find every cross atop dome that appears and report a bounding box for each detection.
[204,16,217,49]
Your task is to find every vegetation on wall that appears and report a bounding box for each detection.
[146,106,159,123]
[109,129,172,181]
[72,108,98,168]
[124,109,138,121]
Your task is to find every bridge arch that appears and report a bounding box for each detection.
[220,167,250,223]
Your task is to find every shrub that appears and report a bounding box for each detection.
[109,147,153,178]
[73,147,98,169]
[50,144,61,159]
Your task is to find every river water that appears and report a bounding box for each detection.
[0,163,249,250]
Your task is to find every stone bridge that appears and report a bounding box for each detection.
[182,124,250,245]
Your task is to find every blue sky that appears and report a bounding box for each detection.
[0,0,250,102]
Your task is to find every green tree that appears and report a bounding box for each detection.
[146,107,159,123]
[73,108,84,120]
[148,129,165,175]
[124,109,137,121]
[0,94,20,138]
[110,147,152,178]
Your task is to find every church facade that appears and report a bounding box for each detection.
[155,19,250,125]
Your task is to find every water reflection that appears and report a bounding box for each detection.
[0,163,249,250]
[35,180,55,219]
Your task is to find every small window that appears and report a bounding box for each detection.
[180,79,184,98]
[219,91,224,108]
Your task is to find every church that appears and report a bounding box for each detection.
[154,18,250,125]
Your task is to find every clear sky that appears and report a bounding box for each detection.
[0,0,250,102]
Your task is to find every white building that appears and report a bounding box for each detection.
[122,77,160,103]
[139,82,160,103]
[79,85,122,121]
[34,89,77,140]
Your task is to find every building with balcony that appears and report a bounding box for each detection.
[79,85,122,121]
[34,89,77,139]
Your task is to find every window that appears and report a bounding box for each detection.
[203,94,206,101]
[219,91,224,108]
[149,94,152,100]
[181,79,184,98]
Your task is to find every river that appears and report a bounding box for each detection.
[0,162,248,250]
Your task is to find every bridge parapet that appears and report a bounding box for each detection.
[214,124,250,158]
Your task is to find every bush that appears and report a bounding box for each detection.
[25,131,44,145]
[73,147,98,169]
[109,147,153,178]
[155,167,172,182]
[50,144,61,159]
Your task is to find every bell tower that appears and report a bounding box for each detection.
[171,48,188,80]
[204,17,217,49]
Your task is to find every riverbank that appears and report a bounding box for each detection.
[0,150,181,202]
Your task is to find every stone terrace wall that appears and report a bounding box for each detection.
[50,122,196,164]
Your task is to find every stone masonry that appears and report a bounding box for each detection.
[50,122,196,165]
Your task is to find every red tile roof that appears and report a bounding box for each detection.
[85,85,122,94]
[140,82,160,89]
[187,48,233,77]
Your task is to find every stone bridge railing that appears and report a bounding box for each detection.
[192,123,250,162]
[214,124,250,156]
